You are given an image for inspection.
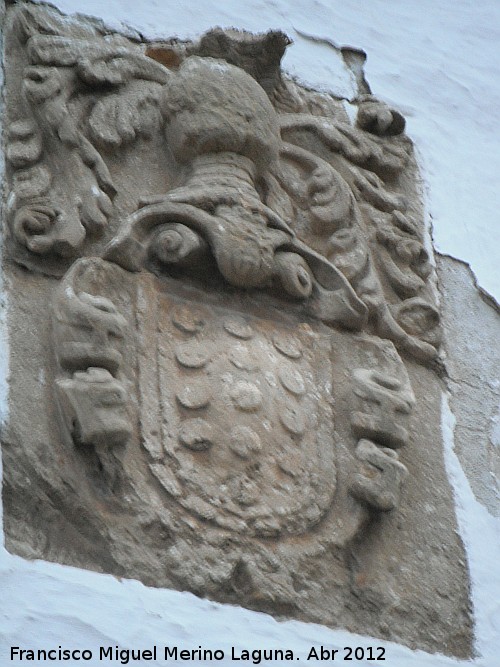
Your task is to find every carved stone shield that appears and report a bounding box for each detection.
[137,288,337,537]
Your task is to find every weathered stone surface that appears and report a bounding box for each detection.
[1,3,472,657]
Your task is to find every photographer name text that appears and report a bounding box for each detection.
[10,645,386,663]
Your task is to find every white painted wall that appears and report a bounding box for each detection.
[1,2,499,666]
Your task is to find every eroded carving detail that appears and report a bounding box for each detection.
[153,294,338,538]
[348,364,414,511]
[6,4,440,357]
[8,0,428,582]
[350,439,408,511]
[351,367,415,449]
[3,4,473,656]
[52,257,132,448]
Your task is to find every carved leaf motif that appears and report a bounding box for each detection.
[350,439,408,511]
[78,188,113,235]
[27,35,93,67]
[356,97,406,137]
[12,199,59,254]
[274,251,313,299]
[12,164,51,201]
[89,95,131,147]
[77,52,171,86]
[26,35,171,86]
[277,143,353,234]
[327,229,368,281]
[280,113,411,175]
[352,169,407,212]
[88,83,163,148]
[392,298,441,345]
[15,5,89,44]
[9,2,440,362]
[211,205,284,288]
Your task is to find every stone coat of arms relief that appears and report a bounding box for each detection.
[2,4,472,656]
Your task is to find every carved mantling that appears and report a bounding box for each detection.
[6,7,439,360]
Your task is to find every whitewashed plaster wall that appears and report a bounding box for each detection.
[1,1,499,666]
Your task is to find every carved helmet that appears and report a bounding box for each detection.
[161,56,280,173]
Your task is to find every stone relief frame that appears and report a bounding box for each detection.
[1,3,472,656]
